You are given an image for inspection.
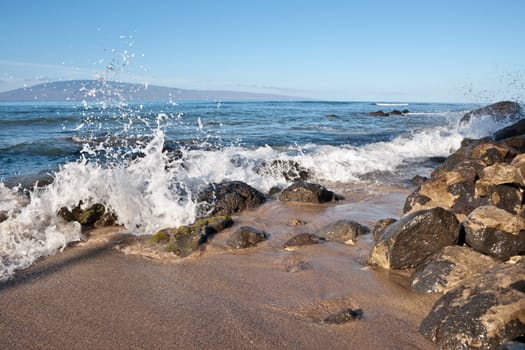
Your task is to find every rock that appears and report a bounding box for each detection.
[323,308,363,324]
[372,218,397,241]
[463,206,525,261]
[369,110,389,117]
[279,181,341,203]
[475,163,525,197]
[94,211,118,228]
[58,202,107,227]
[0,210,8,223]
[268,186,282,196]
[410,175,427,186]
[197,181,266,217]
[483,184,522,215]
[325,113,338,118]
[368,207,460,270]
[316,219,370,244]
[284,233,324,248]
[495,119,525,141]
[420,263,525,350]
[469,140,515,165]
[402,109,410,114]
[257,160,310,182]
[227,226,268,249]
[460,101,523,124]
[153,216,233,257]
[411,245,502,293]
[403,177,459,217]
[390,109,403,115]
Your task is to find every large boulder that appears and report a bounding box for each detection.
[316,219,370,244]
[420,263,525,350]
[197,181,266,217]
[410,245,502,293]
[227,226,268,249]
[368,207,460,270]
[463,206,525,261]
[279,181,341,203]
[475,163,525,197]
[460,101,523,124]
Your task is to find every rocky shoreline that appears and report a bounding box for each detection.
[5,101,525,349]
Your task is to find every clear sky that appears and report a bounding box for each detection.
[1,0,524,102]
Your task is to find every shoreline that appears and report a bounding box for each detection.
[0,184,438,349]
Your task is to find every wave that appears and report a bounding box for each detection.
[0,109,516,281]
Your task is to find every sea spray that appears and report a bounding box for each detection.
[0,116,199,281]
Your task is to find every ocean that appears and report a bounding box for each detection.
[0,98,515,280]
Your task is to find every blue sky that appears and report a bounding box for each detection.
[1,0,524,102]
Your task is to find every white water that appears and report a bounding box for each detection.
[0,111,517,281]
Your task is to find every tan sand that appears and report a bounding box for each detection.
[0,185,439,349]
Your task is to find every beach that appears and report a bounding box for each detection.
[0,185,439,349]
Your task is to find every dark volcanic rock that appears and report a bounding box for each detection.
[390,109,403,115]
[279,181,341,203]
[227,226,268,249]
[197,181,266,217]
[460,101,523,124]
[368,207,460,270]
[420,263,525,350]
[316,219,370,244]
[368,110,389,117]
[284,233,324,248]
[495,119,525,141]
[463,206,525,261]
[323,308,363,324]
[372,218,397,241]
[411,245,502,293]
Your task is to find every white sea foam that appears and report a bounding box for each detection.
[0,126,197,281]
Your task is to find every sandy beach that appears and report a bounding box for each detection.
[0,185,439,349]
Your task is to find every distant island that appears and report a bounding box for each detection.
[0,80,303,102]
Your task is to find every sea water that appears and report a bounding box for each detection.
[0,98,516,280]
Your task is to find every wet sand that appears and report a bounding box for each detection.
[0,185,439,349]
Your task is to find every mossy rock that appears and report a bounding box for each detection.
[77,203,105,225]
[150,231,170,244]
[57,202,107,227]
[154,216,234,257]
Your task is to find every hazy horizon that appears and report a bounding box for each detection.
[1,1,524,103]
